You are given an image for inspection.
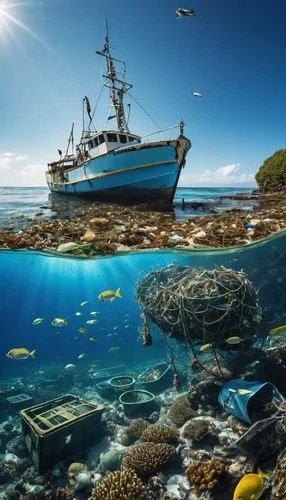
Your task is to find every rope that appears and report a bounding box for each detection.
[141,123,182,139]
[136,265,262,375]
[128,91,161,129]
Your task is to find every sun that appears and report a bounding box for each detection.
[0,1,27,40]
[0,0,56,55]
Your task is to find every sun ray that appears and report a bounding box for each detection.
[3,18,37,68]
[0,1,60,59]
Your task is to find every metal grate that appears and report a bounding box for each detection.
[7,394,33,404]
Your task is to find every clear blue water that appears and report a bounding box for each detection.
[0,186,255,227]
[0,230,285,382]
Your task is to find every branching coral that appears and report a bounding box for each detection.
[186,459,229,495]
[140,424,179,445]
[125,418,149,439]
[122,442,176,477]
[89,468,146,500]
[167,394,197,426]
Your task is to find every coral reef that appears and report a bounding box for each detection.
[140,424,179,445]
[89,468,147,500]
[181,418,214,444]
[186,458,229,495]
[165,474,190,499]
[271,447,286,499]
[146,473,166,499]
[125,418,150,439]
[167,393,197,426]
[55,487,74,499]
[188,380,222,411]
[122,442,176,477]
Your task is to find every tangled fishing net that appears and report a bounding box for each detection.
[136,264,261,350]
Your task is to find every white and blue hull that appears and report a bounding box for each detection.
[46,137,190,204]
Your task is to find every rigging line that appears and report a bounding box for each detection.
[87,63,106,100]
[90,82,106,124]
[128,91,161,129]
[141,123,181,139]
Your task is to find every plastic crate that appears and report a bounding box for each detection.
[20,394,104,472]
[6,393,33,410]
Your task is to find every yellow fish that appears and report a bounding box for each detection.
[32,318,43,326]
[98,288,122,301]
[80,301,88,307]
[79,328,87,335]
[269,325,286,335]
[6,348,36,360]
[68,462,87,485]
[229,388,253,396]
[52,318,68,327]
[226,336,244,345]
[86,319,97,325]
[200,343,211,352]
[89,337,97,342]
[233,468,268,500]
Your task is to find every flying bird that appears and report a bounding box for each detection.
[192,91,203,97]
[176,8,196,18]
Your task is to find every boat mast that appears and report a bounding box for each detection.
[96,22,132,132]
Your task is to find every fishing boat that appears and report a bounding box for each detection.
[46,25,191,204]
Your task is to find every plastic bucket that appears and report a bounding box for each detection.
[109,376,135,395]
[138,362,173,394]
[119,389,157,418]
[218,378,278,424]
[95,380,114,399]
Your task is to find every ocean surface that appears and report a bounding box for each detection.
[0,231,285,381]
[0,186,255,227]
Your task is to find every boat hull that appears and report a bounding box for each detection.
[46,136,190,204]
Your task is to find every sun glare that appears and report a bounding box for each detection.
[0,0,58,58]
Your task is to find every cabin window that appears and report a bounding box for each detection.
[88,140,93,150]
[107,133,118,143]
[93,137,98,148]
[128,136,135,142]
[98,134,105,145]
[119,134,127,144]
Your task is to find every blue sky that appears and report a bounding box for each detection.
[0,0,285,187]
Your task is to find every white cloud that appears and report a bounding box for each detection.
[0,152,19,170]
[217,163,240,177]
[0,152,46,186]
[179,162,256,187]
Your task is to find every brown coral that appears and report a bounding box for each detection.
[125,418,149,439]
[122,442,176,477]
[89,468,147,500]
[186,459,229,495]
[140,424,179,445]
[167,394,197,426]
[181,419,213,443]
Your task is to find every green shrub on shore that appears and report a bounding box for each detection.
[255,149,286,192]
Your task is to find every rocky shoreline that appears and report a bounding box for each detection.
[0,191,285,256]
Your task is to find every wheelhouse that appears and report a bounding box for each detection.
[81,130,141,160]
